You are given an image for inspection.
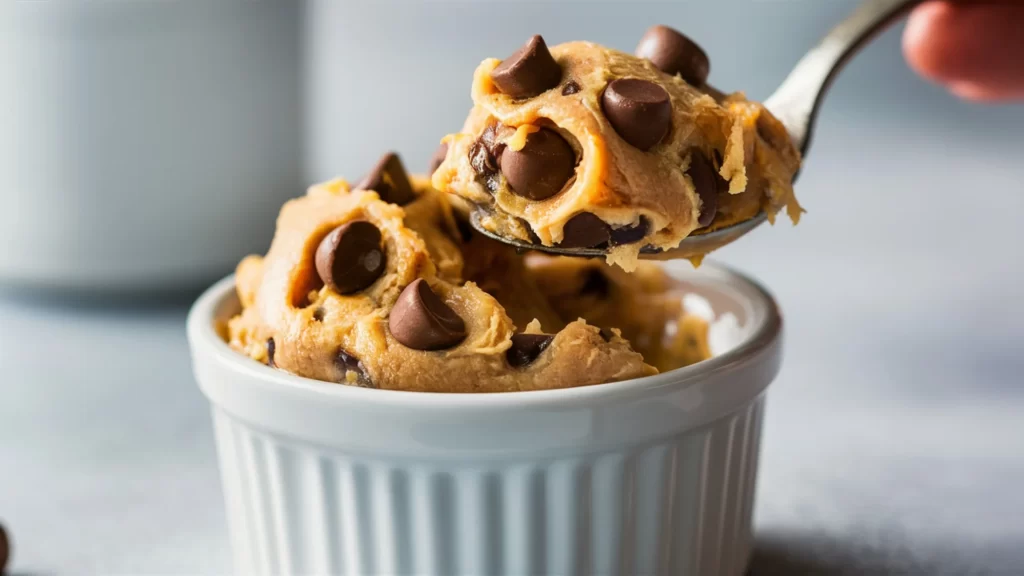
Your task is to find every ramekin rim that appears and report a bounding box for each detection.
[187,261,781,409]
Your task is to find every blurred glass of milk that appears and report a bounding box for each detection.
[0,0,302,292]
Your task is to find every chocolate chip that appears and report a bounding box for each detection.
[557,215,647,249]
[315,221,386,295]
[562,80,581,96]
[601,79,672,151]
[500,128,575,201]
[506,333,554,367]
[390,279,467,350]
[0,521,9,573]
[428,142,449,175]
[336,349,374,387]
[580,268,610,298]
[312,307,326,322]
[609,217,650,246]
[635,25,710,86]
[354,152,416,206]
[687,152,719,227]
[490,35,562,98]
[559,212,611,248]
[266,338,276,367]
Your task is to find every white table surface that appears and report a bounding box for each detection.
[2,112,1023,575]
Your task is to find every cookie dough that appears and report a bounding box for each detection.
[521,256,712,372]
[227,153,714,392]
[432,28,803,270]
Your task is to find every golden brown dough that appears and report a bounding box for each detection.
[432,38,802,270]
[227,175,671,392]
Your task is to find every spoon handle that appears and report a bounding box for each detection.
[765,0,923,157]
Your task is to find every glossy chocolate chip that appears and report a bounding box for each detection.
[601,79,672,151]
[687,153,719,227]
[562,80,581,95]
[0,522,8,573]
[506,333,555,367]
[500,128,575,201]
[635,25,710,86]
[336,349,374,387]
[609,217,650,246]
[490,35,562,98]
[390,279,467,350]
[315,221,386,295]
[354,152,416,206]
[580,268,610,298]
[558,212,611,248]
[266,337,276,367]
[428,142,449,175]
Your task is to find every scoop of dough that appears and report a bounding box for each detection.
[432,33,802,270]
[227,155,676,392]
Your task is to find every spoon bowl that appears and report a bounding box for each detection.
[472,210,768,260]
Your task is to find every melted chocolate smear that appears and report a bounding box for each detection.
[470,123,505,193]
[336,349,374,388]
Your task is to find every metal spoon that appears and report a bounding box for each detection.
[471,0,922,260]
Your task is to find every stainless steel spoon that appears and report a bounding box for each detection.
[471,0,922,260]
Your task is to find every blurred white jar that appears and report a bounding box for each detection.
[0,1,302,291]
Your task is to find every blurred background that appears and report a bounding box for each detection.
[1,0,1022,573]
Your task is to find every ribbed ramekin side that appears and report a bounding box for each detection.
[211,396,765,576]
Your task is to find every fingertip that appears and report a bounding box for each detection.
[949,81,999,102]
[902,1,1024,96]
[902,1,958,82]
[948,81,1024,103]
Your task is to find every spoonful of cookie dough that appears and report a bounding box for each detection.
[432,0,921,269]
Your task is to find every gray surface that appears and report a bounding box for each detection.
[2,0,1024,574]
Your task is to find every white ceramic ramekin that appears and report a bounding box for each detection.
[188,263,782,576]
